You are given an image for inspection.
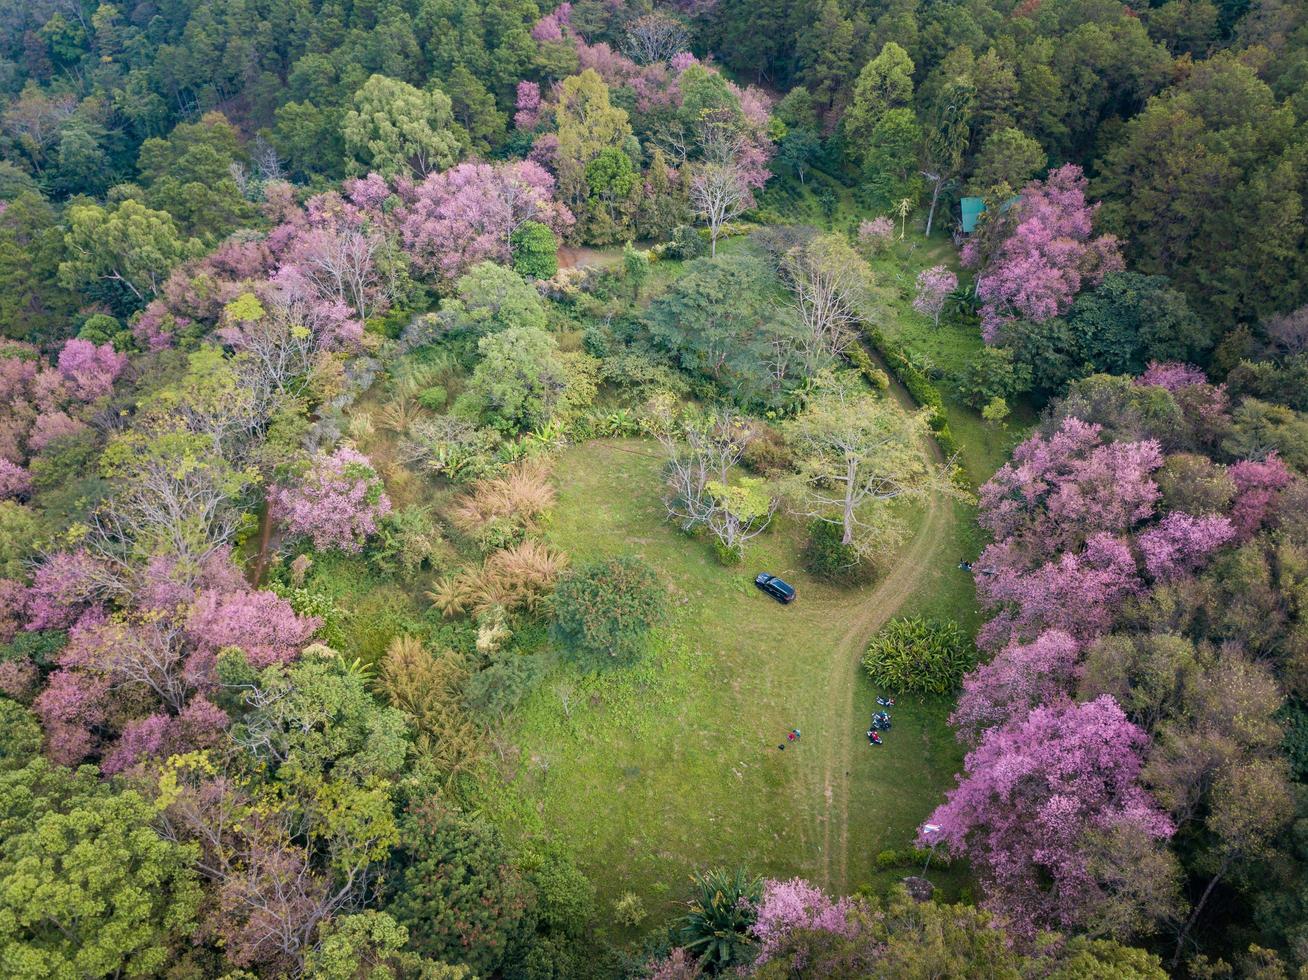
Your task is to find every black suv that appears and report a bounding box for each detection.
[755,573,796,604]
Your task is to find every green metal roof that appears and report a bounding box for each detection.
[960,196,986,233]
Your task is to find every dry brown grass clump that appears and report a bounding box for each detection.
[449,459,556,537]
[427,539,568,618]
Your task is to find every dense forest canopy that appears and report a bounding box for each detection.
[0,0,1306,977]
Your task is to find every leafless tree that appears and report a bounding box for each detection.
[690,162,750,258]
[252,135,285,183]
[1265,304,1308,356]
[84,452,250,580]
[780,235,872,373]
[624,12,690,65]
[656,410,778,553]
[285,225,387,323]
[79,615,192,713]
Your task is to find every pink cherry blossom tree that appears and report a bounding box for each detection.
[750,878,858,965]
[56,338,128,401]
[0,458,30,499]
[924,695,1174,937]
[514,81,542,130]
[951,629,1081,744]
[399,160,573,282]
[978,418,1162,566]
[962,165,1124,343]
[1137,512,1236,581]
[271,446,391,553]
[976,532,1142,650]
[184,587,320,680]
[1136,361,1208,392]
[912,265,958,327]
[1228,454,1292,538]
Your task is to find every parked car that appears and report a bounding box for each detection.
[755,572,796,604]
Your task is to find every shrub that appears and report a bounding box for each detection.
[416,385,447,410]
[369,506,445,576]
[613,891,647,927]
[678,868,762,971]
[665,224,707,260]
[740,422,793,477]
[378,635,480,775]
[862,617,976,694]
[465,650,543,721]
[552,556,666,669]
[511,220,560,279]
[449,460,555,549]
[802,519,875,586]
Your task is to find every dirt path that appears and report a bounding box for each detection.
[813,491,952,887]
[811,362,957,889]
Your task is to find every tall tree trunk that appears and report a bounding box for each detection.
[924,175,944,238]
[1171,857,1231,969]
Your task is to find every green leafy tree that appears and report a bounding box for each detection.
[58,199,201,312]
[921,76,975,236]
[554,70,634,237]
[443,64,507,154]
[273,101,346,181]
[784,379,945,554]
[448,261,548,333]
[135,112,254,239]
[511,221,559,280]
[967,127,1046,198]
[458,326,570,434]
[552,556,666,669]
[342,75,464,178]
[845,42,916,154]
[0,191,77,343]
[0,757,201,979]
[386,808,536,977]
[304,912,470,980]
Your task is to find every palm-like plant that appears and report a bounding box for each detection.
[678,868,763,972]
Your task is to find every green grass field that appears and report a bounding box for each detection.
[478,439,971,939]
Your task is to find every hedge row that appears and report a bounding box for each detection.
[859,322,963,463]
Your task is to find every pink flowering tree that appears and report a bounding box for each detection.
[0,458,30,499]
[1137,512,1236,581]
[976,532,1142,650]
[514,81,542,130]
[963,165,1124,343]
[912,265,958,327]
[951,630,1081,744]
[1228,454,1292,538]
[925,695,1174,937]
[978,418,1162,566]
[1136,361,1208,391]
[272,446,391,553]
[749,878,858,965]
[34,668,111,764]
[56,338,127,401]
[858,217,894,254]
[400,161,573,282]
[184,587,320,681]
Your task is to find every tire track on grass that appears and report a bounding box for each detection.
[814,490,952,889]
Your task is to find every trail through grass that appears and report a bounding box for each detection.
[490,438,969,938]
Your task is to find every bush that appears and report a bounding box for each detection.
[802,519,875,586]
[862,617,976,695]
[465,650,543,721]
[511,220,559,279]
[552,556,665,669]
[861,322,964,465]
[665,224,707,260]
[613,892,646,928]
[417,385,448,410]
